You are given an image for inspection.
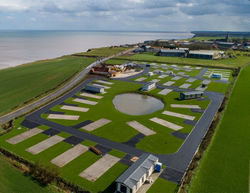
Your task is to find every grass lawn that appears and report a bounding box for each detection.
[147,178,178,193]
[0,56,96,116]
[0,153,60,193]
[42,80,209,154]
[75,47,129,57]
[188,64,250,193]
[116,53,250,68]
[105,59,129,65]
[0,123,128,193]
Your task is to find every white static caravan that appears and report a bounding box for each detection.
[141,82,156,91]
[115,154,158,193]
[85,84,105,93]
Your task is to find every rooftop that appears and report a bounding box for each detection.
[160,49,186,53]
[116,154,158,189]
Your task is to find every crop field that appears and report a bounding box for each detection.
[0,56,96,116]
[74,47,129,57]
[189,64,250,193]
[116,53,250,68]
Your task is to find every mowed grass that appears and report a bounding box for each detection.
[0,56,96,116]
[116,53,250,68]
[0,124,128,193]
[75,47,128,57]
[147,178,178,193]
[43,80,209,154]
[0,153,60,193]
[189,64,250,193]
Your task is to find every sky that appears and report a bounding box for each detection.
[0,0,249,31]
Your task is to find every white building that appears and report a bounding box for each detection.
[85,84,105,93]
[141,82,156,91]
[115,154,159,193]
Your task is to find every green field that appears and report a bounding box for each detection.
[0,153,60,193]
[42,79,209,154]
[116,53,250,68]
[189,64,250,193]
[0,56,96,116]
[75,47,129,57]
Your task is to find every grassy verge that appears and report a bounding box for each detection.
[0,153,60,193]
[188,64,250,193]
[0,56,96,116]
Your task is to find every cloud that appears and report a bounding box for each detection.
[0,0,249,31]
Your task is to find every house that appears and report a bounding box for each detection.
[141,82,156,91]
[158,49,187,57]
[85,84,105,93]
[211,73,222,79]
[115,154,159,193]
[180,91,204,100]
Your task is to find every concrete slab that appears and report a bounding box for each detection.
[177,72,185,75]
[73,98,98,105]
[47,114,79,120]
[79,154,120,182]
[179,83,191,89]
[80,92,103,99]
[51,144,88,167]
[127,121,156,136]
[158,88,172,95]
[82,118,111,131]
[152,79,160,83]
[162,110,195,120]
[61,105,89,112]
[171,104,201,109]
[172,76,182,81]
[186,78,196,83]
[26,135,64,155]
[7,128,43,144]
[163,81,175,86]
[150,117,183,131]
[92,83,111,89]
[135,77,146,81]
[96,80,113,85]
[158,75,168,79]
[72,120,93,129]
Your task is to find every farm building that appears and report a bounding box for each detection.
[210,73,222,79]
[158,49,187,57]
[141,82,156,91]
[85,84,105,93]
[180,91,204,100]
[115,154,159,193]
[188,50,225,60]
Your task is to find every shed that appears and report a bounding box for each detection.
[180,91,204,100]
[141,82,156,91]
[115,154,159,193]
[211,73,222,79]
[85,84,105,93]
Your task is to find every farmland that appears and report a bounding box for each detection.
[0,56,96,116]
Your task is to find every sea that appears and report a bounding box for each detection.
[0,30,193,69]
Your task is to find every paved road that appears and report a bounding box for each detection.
[24,66,224,183]
[0,48,134,125]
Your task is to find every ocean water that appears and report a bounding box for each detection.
[0,30,193,69]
